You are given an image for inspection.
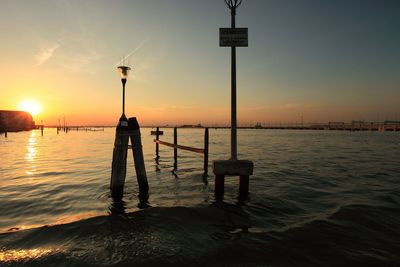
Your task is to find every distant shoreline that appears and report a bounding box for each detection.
[3,122,399,133]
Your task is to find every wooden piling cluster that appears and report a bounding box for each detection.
[110,117,149,198]
[154,127,209,176]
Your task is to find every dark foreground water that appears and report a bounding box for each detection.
[0,128,399,266]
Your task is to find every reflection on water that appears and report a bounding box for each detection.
[25,132,37,184]
[0,247,58,263]
[108,198,126,215]
[109,194,151,215]
[25,131,37,162]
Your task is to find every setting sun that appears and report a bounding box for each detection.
[17,100,42,116]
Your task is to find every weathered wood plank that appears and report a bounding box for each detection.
[154,139,204,154]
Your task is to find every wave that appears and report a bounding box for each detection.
[1,203,400,266]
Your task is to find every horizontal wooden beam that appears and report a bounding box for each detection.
[154,139,204,154]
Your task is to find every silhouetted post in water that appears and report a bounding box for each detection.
[155,127,160,158]
[203,128,209,176]
[128,117,149,196]
[110,116,129,198]
[213,0,253,199]
[41,125,44,136]
[173,127,178,171]
[4,131,7,138]
[110,65,131,198]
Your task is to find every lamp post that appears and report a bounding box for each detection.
[225,0,242,160]
[110,65,131,198]
[111,64,149,198]
[117,66,131,120]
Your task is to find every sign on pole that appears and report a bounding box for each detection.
[219,28,248,47]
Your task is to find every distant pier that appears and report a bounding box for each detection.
[150,121,400,132]
[245,121,400,131]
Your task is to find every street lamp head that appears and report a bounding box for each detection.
[225,0,242,9]
[117,66,131,80]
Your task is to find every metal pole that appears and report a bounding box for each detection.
[122,78,126,116]
[231,6,237,160]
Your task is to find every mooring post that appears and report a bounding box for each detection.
[173,127,178,171]
[128,117,149,196]
[156,127,160,158]
[57,127,59,135]
[41,125,44,136]
[110,116,129,198]
[203,127,209,176]
[4,131,7,138]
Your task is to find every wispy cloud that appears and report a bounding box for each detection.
[35,43,60,66]
[58,49,102,74]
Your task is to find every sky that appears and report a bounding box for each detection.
[0,0,399,126]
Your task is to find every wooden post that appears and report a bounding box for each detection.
[173,127,178,171]
[203,128,209,176]
[215,174,225,197]
[239,175,249,197]
[110,116,129,198]
[41,125,44,136]
[57,127,59,135]
[4,131,7,138]
[156,127,160,158]
[128,117,149,196]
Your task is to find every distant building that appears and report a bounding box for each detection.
[0,110,36,132]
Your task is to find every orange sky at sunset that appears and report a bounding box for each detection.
[1,1,399,126]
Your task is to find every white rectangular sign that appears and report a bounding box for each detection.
[219,28,248,47]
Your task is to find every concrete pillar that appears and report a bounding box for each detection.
[213,160,253,198]
[215,174,225,198]
[239,175,249,197]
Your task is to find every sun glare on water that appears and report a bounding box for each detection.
[18,100,42,116]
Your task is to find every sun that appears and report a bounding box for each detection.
[18,100,42,116]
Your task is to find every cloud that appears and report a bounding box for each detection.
[35,43,60,66]
[58,49,102,74]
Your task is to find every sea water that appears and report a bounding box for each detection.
[0,128,399,266]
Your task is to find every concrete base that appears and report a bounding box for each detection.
[212,160,254,198]
[213,160,253,176]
